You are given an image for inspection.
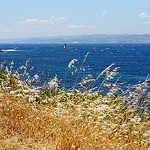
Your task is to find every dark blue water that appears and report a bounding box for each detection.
[0,43,150,89]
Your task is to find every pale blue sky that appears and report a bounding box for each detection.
[1,0,150,38]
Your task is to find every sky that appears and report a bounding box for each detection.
[1,0,150,39]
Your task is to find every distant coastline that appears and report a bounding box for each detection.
[1,34,150,44]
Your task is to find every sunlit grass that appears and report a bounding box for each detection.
[0,58,150,149]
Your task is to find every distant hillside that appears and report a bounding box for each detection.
[1,34,150,43]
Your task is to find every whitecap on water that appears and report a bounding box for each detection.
[3,49,17,52]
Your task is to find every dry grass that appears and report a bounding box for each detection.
[0,93,149,150]
[0,60,149,149]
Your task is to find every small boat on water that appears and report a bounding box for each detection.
[0,49,4,53]
[64,44,66,48]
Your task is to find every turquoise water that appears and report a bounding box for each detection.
[0,43,150,88]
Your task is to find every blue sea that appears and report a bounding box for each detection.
[0,43,150,89]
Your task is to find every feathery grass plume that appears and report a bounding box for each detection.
[18,59,33,83]
[68,59,78,68]
[97,66,119,92]
[0,60,6,71]
[86,63,115,92]
[73,52,89,91]
[9,60,14,74]
[106,76,122,97]
[63,59,78,89]
[46,74,59,90]
[78,74,96,92]
[117,75,150,117]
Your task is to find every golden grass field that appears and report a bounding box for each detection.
[0,60,150,149]
[0,93,149,150]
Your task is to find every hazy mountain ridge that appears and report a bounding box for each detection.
[1,34,150,43]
